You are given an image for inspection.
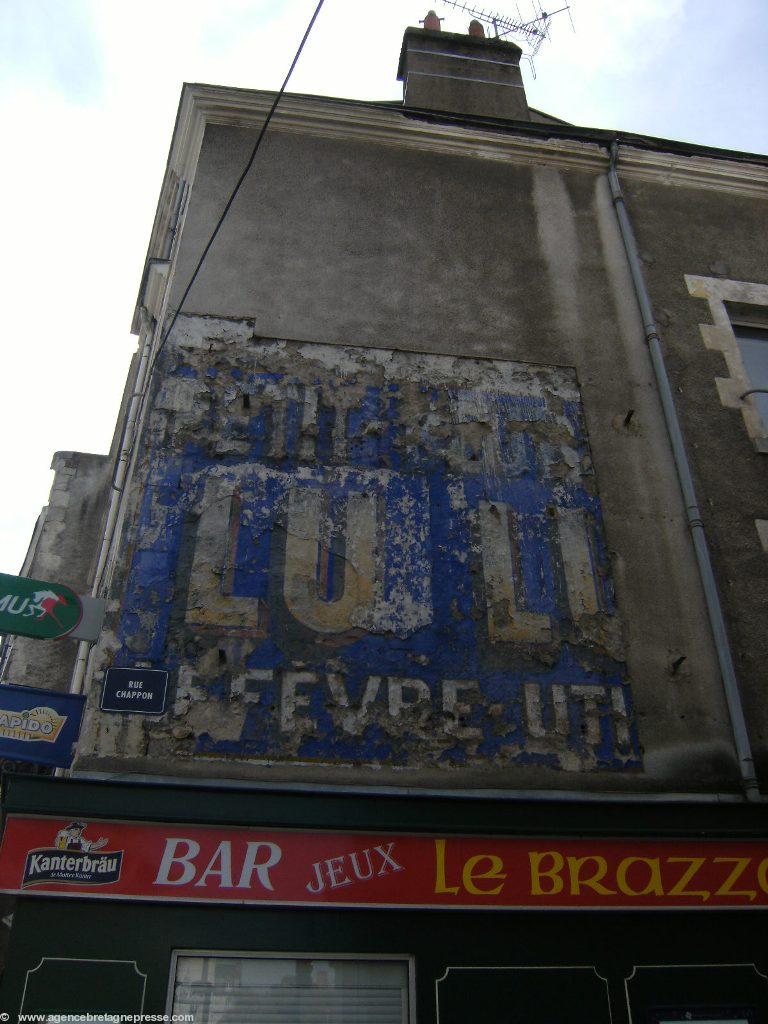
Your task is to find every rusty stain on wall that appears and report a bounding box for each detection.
[89,318,640,773]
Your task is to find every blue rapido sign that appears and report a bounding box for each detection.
[0,684,86,768]
[101,668,169,715]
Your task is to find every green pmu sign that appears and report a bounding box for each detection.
[0,573,83,640]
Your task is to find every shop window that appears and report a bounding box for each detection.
[436,965,611,1023]
[18,958,147,1018]
[733,324,768,430]
[169,953,411,1024]
[626,964,768,1021]
[651,1010,751,1024]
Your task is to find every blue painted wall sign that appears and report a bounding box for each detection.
[108,340,640,773]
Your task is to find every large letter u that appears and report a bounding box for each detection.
[283,487,377,633]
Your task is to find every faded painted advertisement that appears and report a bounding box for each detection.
[101,323,639,773]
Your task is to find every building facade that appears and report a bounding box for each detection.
[1,18,768,1022]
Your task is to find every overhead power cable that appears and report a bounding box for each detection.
[149,0,327,375]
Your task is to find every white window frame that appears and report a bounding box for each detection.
[731,320,768,435]
[165,949,416,1024]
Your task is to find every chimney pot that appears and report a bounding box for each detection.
[421,10,442,31]
[468,19,485,37]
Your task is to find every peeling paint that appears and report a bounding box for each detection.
[83,322,640,774]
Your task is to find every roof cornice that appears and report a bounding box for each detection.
[184,84,768,191]
[133,83,768,330]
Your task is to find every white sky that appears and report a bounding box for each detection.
[1,0,767,578]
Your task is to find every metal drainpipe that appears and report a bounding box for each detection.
[62,187,185,779]
[71,192,188,699]
[68,307,157,699]
[607,140,761,803]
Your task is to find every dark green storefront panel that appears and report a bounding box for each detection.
[2,776,767,1021]
[14,958,145,1017]
[5,775,768,838]
[2,897,767,1023]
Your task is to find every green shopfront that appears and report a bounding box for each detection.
[0,775,767,1023]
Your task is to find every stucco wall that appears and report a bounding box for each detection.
[75,117,768,792]
[621,177,768,778]
[3,451,111,694]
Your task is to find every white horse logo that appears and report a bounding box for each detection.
[30,589,67,625]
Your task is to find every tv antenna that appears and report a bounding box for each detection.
[439,0,573,57]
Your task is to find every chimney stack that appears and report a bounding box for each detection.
[397,15,530,121]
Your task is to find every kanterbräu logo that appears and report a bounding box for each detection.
[22,822,123,887]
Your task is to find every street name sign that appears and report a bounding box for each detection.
[101,668,169,715]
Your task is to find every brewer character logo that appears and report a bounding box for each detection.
[54,821,107,852]
[22,822,123,887]
[0,706,67,743]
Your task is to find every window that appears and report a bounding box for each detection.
[169,953,412,1024]
[733,324,768,430]
[652,1012,751,1024]
[626,964,767,1021]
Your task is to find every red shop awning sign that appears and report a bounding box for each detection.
[1,815,768,910]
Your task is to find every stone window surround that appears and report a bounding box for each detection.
[686,275,768,555]
[685,274,768,454]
